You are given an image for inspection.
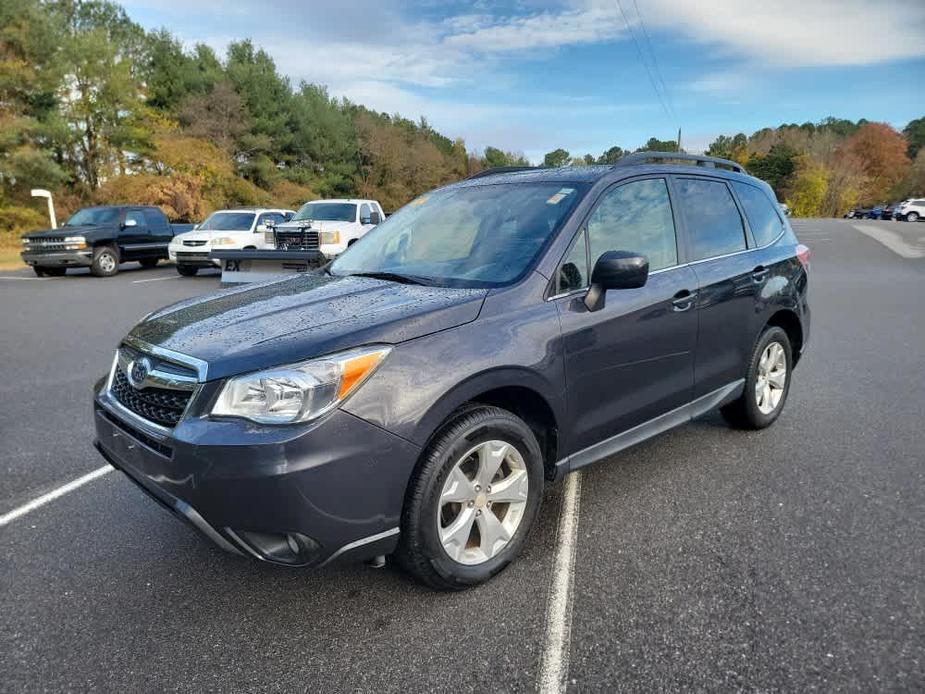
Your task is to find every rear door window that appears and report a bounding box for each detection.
[142,209,167,232]
[732,182,783,247]
[674,178,747,261]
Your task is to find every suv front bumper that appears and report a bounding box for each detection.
[93,385,420,567]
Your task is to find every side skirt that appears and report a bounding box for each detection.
[555,379,744,477]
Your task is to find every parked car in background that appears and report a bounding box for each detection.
[896,199,925,222]
[881,202,901,220]
[867,205,886,219]
[844,206,870,219]
[93,153,810,589]
[21,205,192,277]
[168,208,295,276]
[268,199,385,259]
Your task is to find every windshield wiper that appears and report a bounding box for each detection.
[348,271,433,286]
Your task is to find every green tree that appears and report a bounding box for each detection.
[903,116,925,159]
[636,137,678,152]
[748,144,796,198]
[543,148,570,167]
[596,146,625,164]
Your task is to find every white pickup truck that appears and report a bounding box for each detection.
[169,207,295,276]
[266,199,385,259]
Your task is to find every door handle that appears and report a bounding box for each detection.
[672,289,696,312]
[751,265,769,282]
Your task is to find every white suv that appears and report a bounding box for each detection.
[169,208,295,276]
[268,199,384,259]
[896,199,925,222]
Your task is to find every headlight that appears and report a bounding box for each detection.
[64,236,87,249]
[212,345,391,424]
[211,236,236,246]
[21,237,31,245]
[320,230,340,245]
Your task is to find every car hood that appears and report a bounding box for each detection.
[171,229,251,244]
[24,225,110,239]
[129,273,487,380]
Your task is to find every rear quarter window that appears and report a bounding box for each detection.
[732,181,784,246]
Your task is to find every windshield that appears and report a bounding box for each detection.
[64,208,120,226]
[330,182,586,288]
[293,203,357,222]
[198,212,256,231]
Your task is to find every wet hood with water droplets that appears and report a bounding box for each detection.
[130,273,487,380]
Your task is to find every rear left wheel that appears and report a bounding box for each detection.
[721,326,792,430]
[397,405,544,590]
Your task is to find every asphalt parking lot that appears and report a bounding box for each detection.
[2,219,923,691]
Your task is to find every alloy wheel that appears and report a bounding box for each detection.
[437,440,529,565]
[99,252,117,274]
[755,341,787,415]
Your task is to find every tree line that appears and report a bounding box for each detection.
[2,0,924,244]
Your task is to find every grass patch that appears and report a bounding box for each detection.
[0,246,25,270]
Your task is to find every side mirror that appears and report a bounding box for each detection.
[368,211,381,225]
[584,251,649,312]
[123,218,137,228]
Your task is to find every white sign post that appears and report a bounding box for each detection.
[30,189,57,229]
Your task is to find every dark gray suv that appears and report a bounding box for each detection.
[93,153,810,589]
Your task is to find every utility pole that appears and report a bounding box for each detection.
[677,128,682,153]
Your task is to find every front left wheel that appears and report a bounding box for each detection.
[396,405,544,590]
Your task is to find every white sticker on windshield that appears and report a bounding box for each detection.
[546,188,575,205]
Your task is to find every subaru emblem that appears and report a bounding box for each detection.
[127,357,152,389]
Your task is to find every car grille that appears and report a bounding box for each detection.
[111,369,192,427]
[275,229,320,251]
[109,345,199,428]
[183,239,208,247]
[27,237,67,247]
[176,251,210,261]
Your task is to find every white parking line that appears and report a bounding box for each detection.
[0,275,48,281]
[538,470,583,693]
[132,275,178,284]
[0,465,112,527]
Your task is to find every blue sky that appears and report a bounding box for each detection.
[122,0,925,162]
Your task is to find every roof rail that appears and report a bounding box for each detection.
[466,166,538,180]
[616,151,746,174]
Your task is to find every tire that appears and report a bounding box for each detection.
[32,266,46,277]
[90,245,119,277]
[396,405,545,590]
[721,326,792,430]
[908,212,920,222]
[176,265,198,277]
[139,258,159,269]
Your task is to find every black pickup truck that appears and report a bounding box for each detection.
[21,205,194,277]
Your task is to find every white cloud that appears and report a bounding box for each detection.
[638,0,925,67]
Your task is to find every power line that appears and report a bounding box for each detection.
[630,0,677,124]
[612,0,676,129]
